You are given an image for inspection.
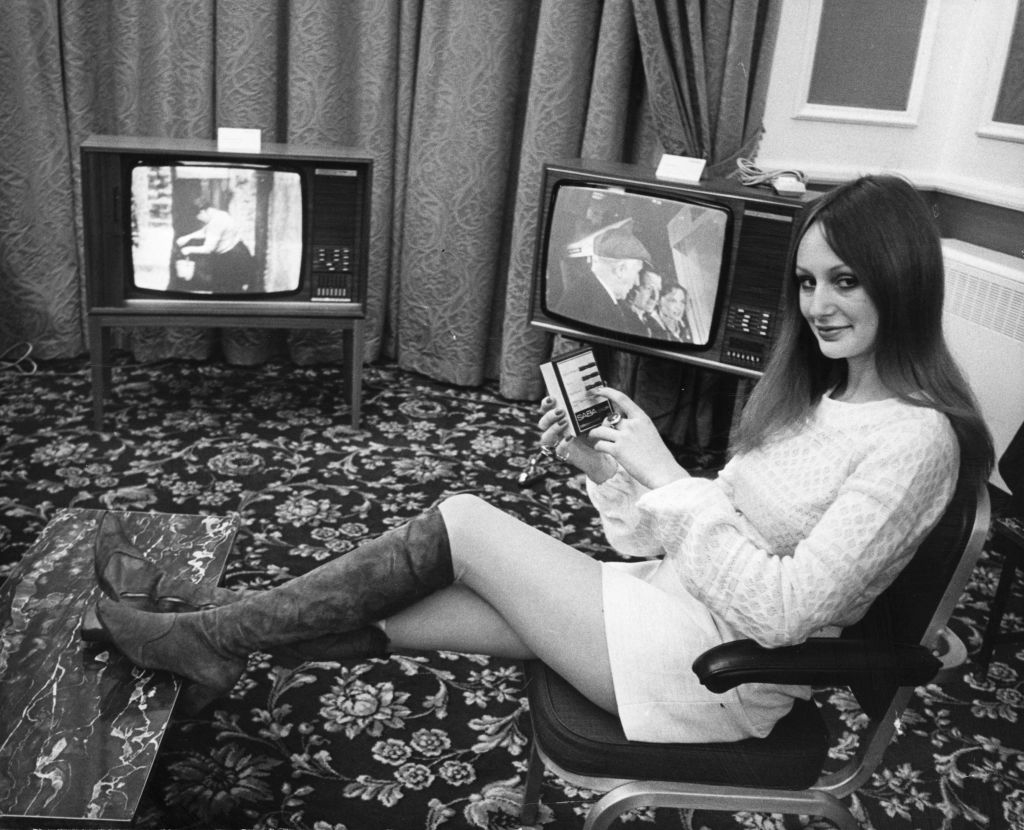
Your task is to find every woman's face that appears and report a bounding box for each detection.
[658,288,686,321]
[795,222,879,365]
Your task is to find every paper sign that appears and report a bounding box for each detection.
[217,127,262,153]
[655,153,706,184]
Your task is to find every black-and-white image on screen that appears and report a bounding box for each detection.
[130,164,303,295]
[546,185,728,347]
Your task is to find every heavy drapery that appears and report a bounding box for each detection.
[0,0,779,403]
[579,0,783,448]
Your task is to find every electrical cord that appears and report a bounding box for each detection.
[0,342,37,375]
[736,158,807,190]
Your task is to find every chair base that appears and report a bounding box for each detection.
[932,626,969,683]
[978,518,1024,671]
[519,742,861,830]
[582,780,860,830]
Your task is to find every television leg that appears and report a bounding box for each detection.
[344,319,364,429]
[88,319,112,431]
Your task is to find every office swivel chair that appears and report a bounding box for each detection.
[520,477,990,830]
[977,419,1024,670]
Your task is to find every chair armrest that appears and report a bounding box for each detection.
[693,638,942,694]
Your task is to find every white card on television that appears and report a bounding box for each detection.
[655,152,706,184]
[217,127,262,153]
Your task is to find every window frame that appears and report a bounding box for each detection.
[977,0,1024,144]
[790,0,941,128]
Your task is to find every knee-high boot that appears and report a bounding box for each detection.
[91,510,243,613]
[85,512,391,665]
[94,507,453,698]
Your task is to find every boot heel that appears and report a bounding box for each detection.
[179,682,224,715]
[80,604,109,644]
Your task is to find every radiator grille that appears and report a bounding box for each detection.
[945,242,1024,343]
[942,238,1024,489]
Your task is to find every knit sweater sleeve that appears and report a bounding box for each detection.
[585,466,661,558]
[637,410,958,647]
[586,461,739,559]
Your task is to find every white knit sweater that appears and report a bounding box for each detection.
[588,395,959,648]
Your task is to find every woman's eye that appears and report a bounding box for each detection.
[836,274,859,290]
[797,276,815,290]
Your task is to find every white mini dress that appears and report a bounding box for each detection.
[589,395,960,743]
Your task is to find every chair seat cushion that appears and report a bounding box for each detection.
[526,661,830,789]
[995,515,1024,548]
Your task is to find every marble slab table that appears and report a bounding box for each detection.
[0,508,238,827]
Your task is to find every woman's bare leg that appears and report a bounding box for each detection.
[385,493,617,714]
[385,585,533,657]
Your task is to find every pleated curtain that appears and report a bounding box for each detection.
[0,0,779,405]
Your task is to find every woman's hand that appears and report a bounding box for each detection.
[537,397,617,483]
[587,386,689,490]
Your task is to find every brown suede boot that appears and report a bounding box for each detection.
[86,514,393,665]
[84,565,389,665]
[92,511,240,611]
[93,508,452,699]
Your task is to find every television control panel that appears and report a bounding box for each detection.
[717,204,801,374]
[308,166,368,306]
[311,245,356,301]
[722,336,768,370]
[312,245,352,272]
[725,305,773,339]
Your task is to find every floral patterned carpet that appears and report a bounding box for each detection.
[1,355,1023,830]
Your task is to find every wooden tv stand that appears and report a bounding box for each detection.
[80,135,373,434]
[88,311,365,431]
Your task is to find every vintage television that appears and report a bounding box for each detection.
[81,134,372,319]
[529,159,816,377]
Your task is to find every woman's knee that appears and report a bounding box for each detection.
[437,494,513,578]
[438,493,493,531]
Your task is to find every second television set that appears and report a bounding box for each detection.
[530,159,815,376]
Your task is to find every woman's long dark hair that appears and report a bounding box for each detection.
[732,174,993,487]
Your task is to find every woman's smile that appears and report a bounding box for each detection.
[814,323,850,341]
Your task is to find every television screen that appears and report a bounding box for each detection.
[130,162,303,295]
[543,184,730,348]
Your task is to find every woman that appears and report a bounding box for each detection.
[650,283,693,343]
[91,175,992,742]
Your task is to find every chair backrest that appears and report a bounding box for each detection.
[999,419,1024,515]
[841,476,990,717]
